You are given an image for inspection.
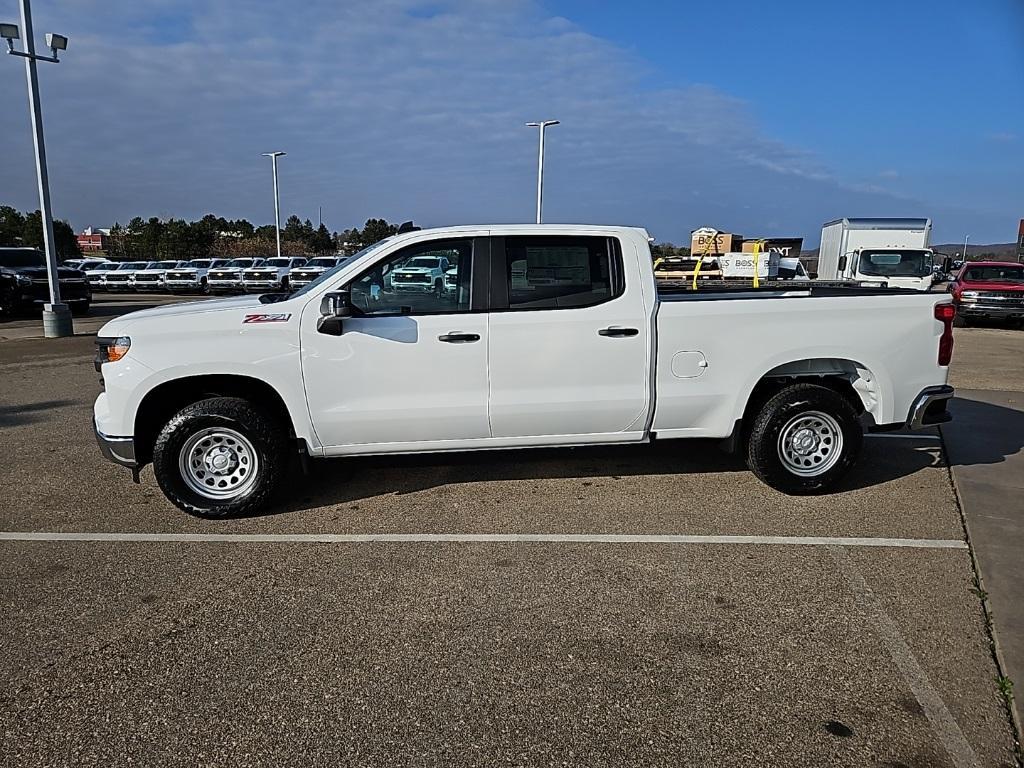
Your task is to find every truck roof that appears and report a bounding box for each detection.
[823,217,931,230]
[388,223,651,239]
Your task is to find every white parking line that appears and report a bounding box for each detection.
[0,531,968,548]
[829,545,981,768]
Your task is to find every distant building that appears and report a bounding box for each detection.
[76,226,110,253]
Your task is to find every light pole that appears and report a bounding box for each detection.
[526,120,559,224]
[962,234,969,262]
[261,151,286,259]
[2,3,71,338]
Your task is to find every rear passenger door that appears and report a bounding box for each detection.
[486,235,651,440]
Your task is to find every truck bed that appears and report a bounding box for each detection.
[656,279,922,300]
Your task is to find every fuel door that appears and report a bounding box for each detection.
[671,350,708,379]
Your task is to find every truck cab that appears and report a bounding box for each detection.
[842,248,936,291]
[819,217,936,291]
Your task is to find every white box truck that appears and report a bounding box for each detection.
[818,218,936,291]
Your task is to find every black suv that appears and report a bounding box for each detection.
[0,247,92,316]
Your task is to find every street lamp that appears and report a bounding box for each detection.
[3,1,72,337]
[962,234,969,262]
[261,151,286,259]
[525,120,559,224]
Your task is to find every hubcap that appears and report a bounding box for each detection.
[777,410,844,477]
[178,427,259,500]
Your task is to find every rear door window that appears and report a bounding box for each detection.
[501,236,621,310]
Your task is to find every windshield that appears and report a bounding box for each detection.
[120,262,149,270]
[856,250,933,278]
[962,265,1024,282]
[0,249,45,268]
[290,241,390,299]
[266,258,291,267]
[227,259,260,267]
[406,257,441,269]
[93,263,119,271]
[306,258,337,268]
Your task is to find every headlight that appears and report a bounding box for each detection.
[16,274,32,286]
[95,336,131,368]
[960,291,979,300]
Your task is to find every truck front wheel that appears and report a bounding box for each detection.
[746,383,862,495]
[152,396,288,518]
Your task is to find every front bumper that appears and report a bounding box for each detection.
[209,280,245,292]
[956,300,1024,319]
[165,279,202,291]
[243,279,282,292]
[94,420,137,468]
[906,385,954,429]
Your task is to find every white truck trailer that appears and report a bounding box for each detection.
[818,218,936,291]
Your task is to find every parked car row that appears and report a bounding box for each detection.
[76,256,353,294]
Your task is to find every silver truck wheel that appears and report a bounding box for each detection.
[746,383,862,495]
[776,410,843,477]
[178,427,260,500]
[153,396,288,517]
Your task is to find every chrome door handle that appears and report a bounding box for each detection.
[438,332,480,343]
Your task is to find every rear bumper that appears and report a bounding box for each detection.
[906,385,954,429]
[94,420,137,468]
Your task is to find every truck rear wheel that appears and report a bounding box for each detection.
[746,383,862,495]
[152,396,288,518]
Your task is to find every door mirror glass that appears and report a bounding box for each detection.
[837,255,848,272]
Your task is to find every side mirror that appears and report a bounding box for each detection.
[942,256,953,274]
[317,290,352,336]
[808,272,818,280]
[837,255,847,272]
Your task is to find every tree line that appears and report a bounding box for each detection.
[0,204,406,262]
[0,205,82,257]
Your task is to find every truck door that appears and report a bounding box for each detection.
[486,235,651,440]
[300,237,491,450]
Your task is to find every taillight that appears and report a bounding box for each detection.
[935,303,955,366]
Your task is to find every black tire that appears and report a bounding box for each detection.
[152,396,289,518]
[70,301,90,317]
[746,383,863,495]
[434,279,444,297]
[953,312,969,328]
[200,278,209,295]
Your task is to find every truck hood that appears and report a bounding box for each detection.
[395,267,434,273]
[863,275,931,290]
[959,280,1024,292]
[116,294,267,323]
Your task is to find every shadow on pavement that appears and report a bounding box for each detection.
[944,397,1024,466]
[0,399,77,428]
[267,435,945,517]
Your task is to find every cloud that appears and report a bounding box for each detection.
[0,0,1006,243]
[986,131,1017,142]
[878,169,900,179]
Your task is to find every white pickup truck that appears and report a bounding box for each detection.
[93,225,955,518]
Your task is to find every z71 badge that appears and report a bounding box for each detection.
[243,313,292,324]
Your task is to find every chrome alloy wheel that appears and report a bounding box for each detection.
[178,427,259,500]
[776,410,844,477]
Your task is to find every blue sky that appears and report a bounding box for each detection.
[1,0,1021,245]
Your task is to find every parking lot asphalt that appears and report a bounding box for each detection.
[0,297,1021,766]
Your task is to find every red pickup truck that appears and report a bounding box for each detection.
[948,261,1024,326]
